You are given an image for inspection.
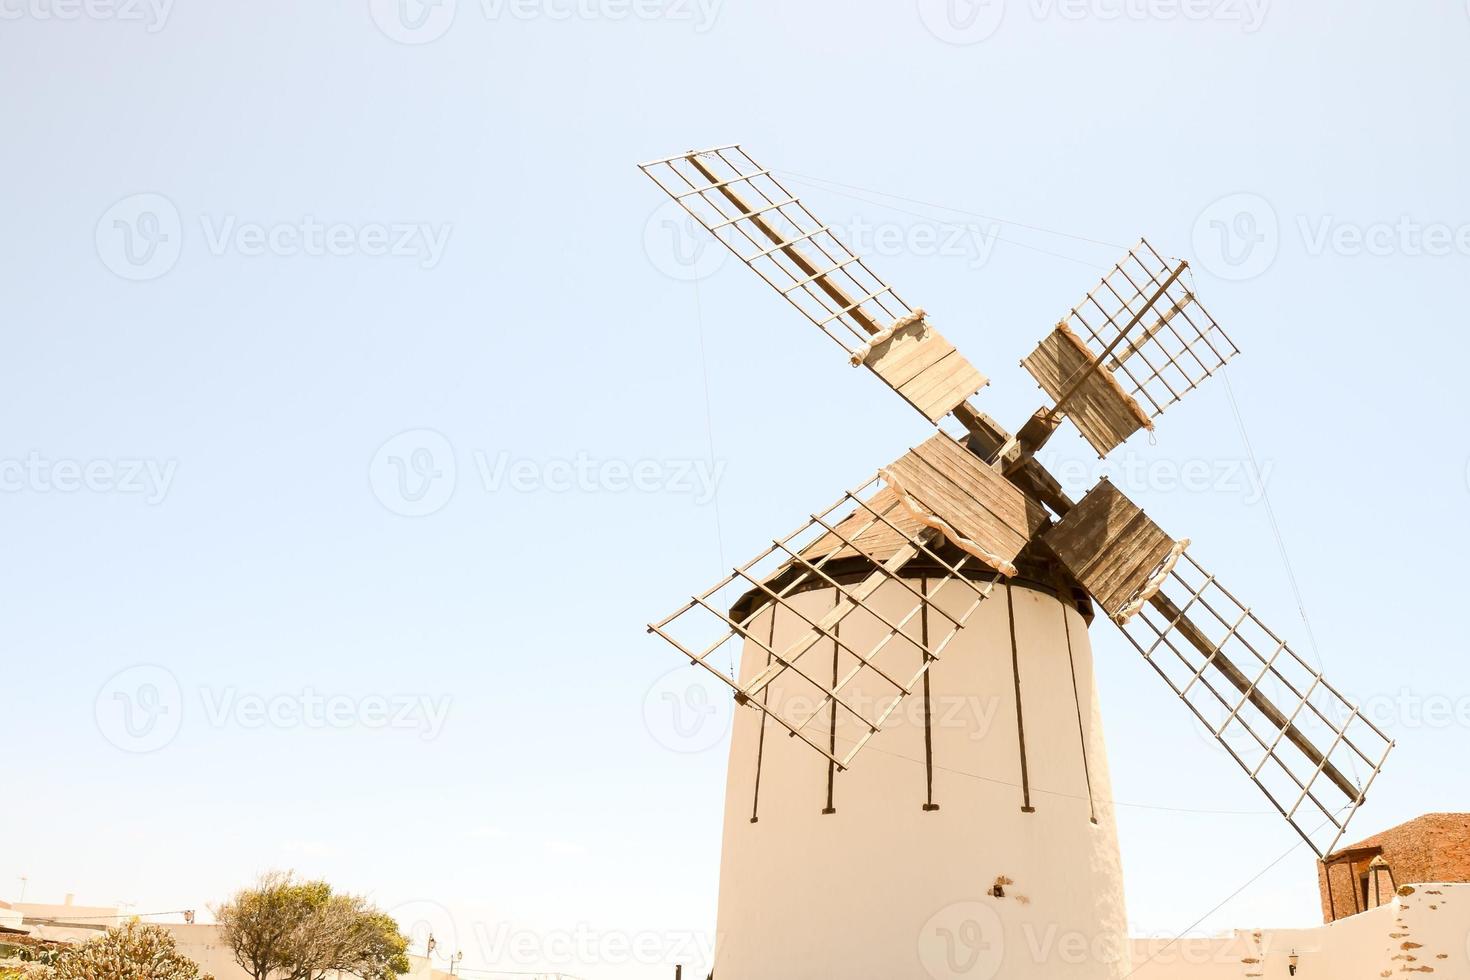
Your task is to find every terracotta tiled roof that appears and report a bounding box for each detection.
[1327,812,1470,861]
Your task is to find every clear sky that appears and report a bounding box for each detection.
[3,1,1469,977]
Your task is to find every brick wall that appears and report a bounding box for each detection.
[1317,813,1470,922]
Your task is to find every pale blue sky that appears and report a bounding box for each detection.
[3,1,1469,977]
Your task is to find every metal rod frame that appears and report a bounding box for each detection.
[647,471,999,771]
[1066,239,1240,420]
[638,146,916,356]
[1116,552,1394,857]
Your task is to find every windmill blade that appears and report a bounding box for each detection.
[1020,239,1240,457]
[639,145,988,424]
[647,433,1044,770]
[1042,480,1393,857]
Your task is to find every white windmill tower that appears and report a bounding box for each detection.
[642,145,1394,980]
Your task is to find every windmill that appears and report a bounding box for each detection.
[641,145,1394,979]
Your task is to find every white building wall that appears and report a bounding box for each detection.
[1128,883,1470,979]
[713,578,1130,979]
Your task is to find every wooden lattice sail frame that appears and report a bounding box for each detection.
[1018,239,1240,457]
[1044,480,1393,855]
[1117,552,1393,856]
[648,433,1046,770]
[641,143,1394,858]
[639,147,989,424]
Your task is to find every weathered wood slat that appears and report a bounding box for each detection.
[872,330,956,388]
[1023,324,1149,456]
[878,433,1038,573]
[901,349,989,422]
[909,437,1026,532]
[1043,480,1177,618]
[866,323,988,422]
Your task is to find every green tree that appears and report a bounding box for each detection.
[39,921,212,980]
[214,872,409,980]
